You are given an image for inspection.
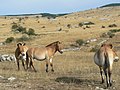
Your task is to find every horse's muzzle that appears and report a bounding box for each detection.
[114,57,119,62]
[59,50,63,54]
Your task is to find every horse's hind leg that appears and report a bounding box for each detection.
[104,69,109,87]
[50,58,54,72]
[99,67,104,83]
[46,60,49,72]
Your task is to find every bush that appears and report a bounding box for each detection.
[107,32,115,38]
[12,24,27,34]
[78,23,83,27]
[27,28,36,35]
[5,37,15,43]
[67,24,71,28]
[76,39,84,46]
[108,24,117,27]
[16,26,27,33]
[11,24,18,30]
[109,29,120,33]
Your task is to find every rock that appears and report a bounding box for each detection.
[8,76,16,82]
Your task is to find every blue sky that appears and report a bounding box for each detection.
[0,0,119,15]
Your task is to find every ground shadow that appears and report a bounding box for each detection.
[55,76,104,87]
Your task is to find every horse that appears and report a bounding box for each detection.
[94,44,119,87]
[15,42,28,71]
[26,41,63,72]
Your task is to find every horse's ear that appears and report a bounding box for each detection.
[57,41,61,44]
[101,44,105,47]
[17,43,22,47]
[109,44,113,49]
[23,43,26,46]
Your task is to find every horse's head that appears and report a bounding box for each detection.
[56,41,63,54]
[113,50,119,62]
[17,42,28,60]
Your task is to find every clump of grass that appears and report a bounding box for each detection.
[76,39,85,46]
[101,29,120,38]
[108,24,117,27]
[5,37,15,43]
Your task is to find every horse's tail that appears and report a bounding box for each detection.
[104,51,109,67]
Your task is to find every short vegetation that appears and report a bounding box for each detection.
[101,29,120,38]
[11,24,36,35]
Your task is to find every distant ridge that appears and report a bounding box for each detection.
[100,3,120,8]
[5,13,68,18]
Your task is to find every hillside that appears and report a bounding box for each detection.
[101,3,120,8]
[0,6,120,53]
[0,6,120,90]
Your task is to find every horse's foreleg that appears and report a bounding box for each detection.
[99,67,104,83]
[16,59,20,71]
[46,60,49,72]
[50,58,54,72]
[21,60,26,70]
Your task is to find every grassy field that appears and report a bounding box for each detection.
[0,6,120,90]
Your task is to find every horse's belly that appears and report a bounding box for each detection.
[34,55,46,61]
[94,54,105,67]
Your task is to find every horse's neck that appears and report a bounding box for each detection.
[46,44,57,53]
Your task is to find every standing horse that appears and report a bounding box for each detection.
[26,41,63,72]
[94,44,119,87]
[15,42,28,71]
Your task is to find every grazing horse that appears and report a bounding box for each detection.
[15,43,28,71]
[26,41,63,72]
[94,44,119,87]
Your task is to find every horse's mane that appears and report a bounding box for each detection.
[46,41,59,47]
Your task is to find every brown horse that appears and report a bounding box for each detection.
[26,41,63,72]
[94,44,119,87]
[15,42,28,71]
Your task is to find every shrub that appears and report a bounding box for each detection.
[109,29,120,33]
[67,24,71,28]
[108,24,117,27]
[11,24,27,34]
[107,32,115,38]
[78,23,83,27]
[76,39,84,46]
[27,28,36,35]
[16,26,27,33]
[11,24,18,30]
[5,37,15,43]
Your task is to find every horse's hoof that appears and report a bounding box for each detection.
[110,83,112,87]
[46,70,48,72]
[51,69,54,72]
[34,70,37,72]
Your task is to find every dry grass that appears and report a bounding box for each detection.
[0,6,120,90]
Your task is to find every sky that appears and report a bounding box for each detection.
[0,0,120,15]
